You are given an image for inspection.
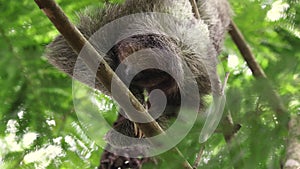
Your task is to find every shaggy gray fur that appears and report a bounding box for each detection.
[47,0,231,96]
[46,1,231,168]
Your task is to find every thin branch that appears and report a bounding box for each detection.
[221,114,241,143]
[228,21,266,78]
[189,0,200,19]
[228,20,288,124]
[220,73,242,142]
[219,112,244,169]
[220,73,244,168]
[193,145,205,169]
[34,0,193,168]
[222,72,230,95]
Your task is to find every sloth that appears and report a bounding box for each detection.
[46,0,231,168]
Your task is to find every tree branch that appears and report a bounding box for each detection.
[34,0,193,168]
[228,20,288,124]
[228,21,267,78]
[189,0,200,19]
[193,145,205,169]
[284,115,300,169]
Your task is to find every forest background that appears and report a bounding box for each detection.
[0,0,299,168]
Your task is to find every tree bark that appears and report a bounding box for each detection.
[228,20,288,124]
[284,115,300,169]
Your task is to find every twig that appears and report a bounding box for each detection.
[189,0,200,19]
[228,21,266,78]
[221,113,241,143]
[222,72,230,95]
[228,20,288,124]
[34,0,193,168]
[221,73,242,141]
[193,145,205,169]
[219,111,244,169]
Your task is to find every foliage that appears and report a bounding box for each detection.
[0,0,299,168]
